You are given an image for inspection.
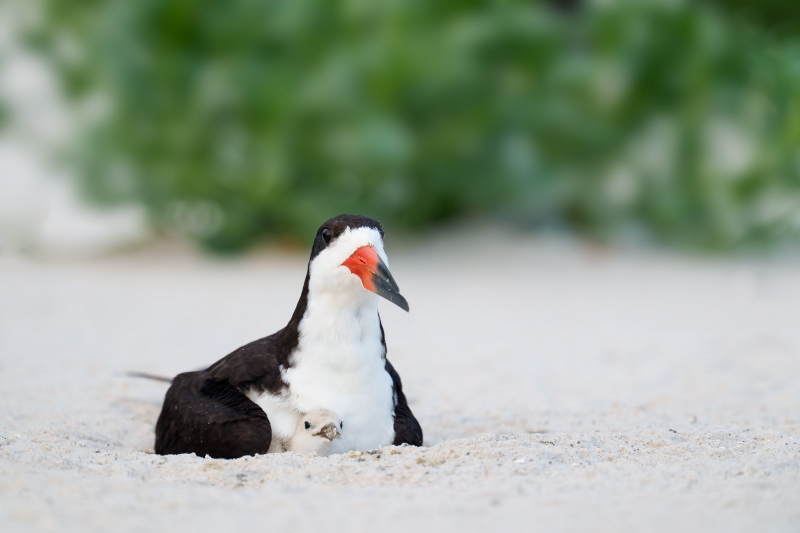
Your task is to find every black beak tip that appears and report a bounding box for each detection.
[371,260,410,312]
[396,294,410,312]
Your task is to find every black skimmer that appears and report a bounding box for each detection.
[154,214,422,459]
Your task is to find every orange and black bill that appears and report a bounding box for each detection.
[342,245,410,312]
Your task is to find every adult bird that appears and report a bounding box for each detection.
[154,214,422,459]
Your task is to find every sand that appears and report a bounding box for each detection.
[1,231,799,532]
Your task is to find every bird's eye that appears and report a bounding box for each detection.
[340,421,343,429]
[304,421,311,430]
[321,228,331,243]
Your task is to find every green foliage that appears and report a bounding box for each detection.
[32,0,800,250]
[707,0,800,37]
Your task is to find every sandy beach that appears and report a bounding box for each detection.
[1,231,799,532]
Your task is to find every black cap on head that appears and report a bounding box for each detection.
[309,214,384,261]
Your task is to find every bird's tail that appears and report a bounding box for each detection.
[126,371,173,383]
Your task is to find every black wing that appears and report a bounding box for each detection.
[154,370,272,459]
[385,358,423,446]
[204,334,289,393]
[154,330,294,459]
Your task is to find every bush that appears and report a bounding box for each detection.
[31,0,800,250]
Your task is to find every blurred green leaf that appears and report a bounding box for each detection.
[26,0,800,250]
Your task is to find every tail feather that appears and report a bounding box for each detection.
[126,371,173,383]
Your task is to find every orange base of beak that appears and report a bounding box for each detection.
[342,245,379,292]
[341,245,409,311]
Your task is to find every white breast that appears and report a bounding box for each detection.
[248,322,395,452]
[284,329,395,454]
[250,285,395,452]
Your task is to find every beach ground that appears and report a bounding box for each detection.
[1,231,798,532]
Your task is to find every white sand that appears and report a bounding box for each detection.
[1,232,799,532]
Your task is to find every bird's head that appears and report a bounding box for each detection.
[302,409,342,442]
[288,408,343,455]
[306,214,408,312]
